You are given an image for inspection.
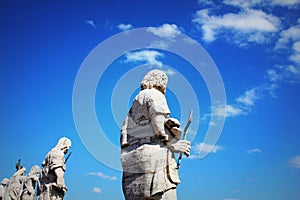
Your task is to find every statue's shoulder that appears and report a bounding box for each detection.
[140,88,165,102]
[48,148,64,159]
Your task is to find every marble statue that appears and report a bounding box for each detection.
[3,167,26,200]
[37,137,71,200]
[20,165,40,200]
[121,69,191,200]
[0,178,9,200]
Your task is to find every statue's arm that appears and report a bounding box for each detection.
[54,167,67,192]
[50,150,67,192]
[147,91,170,142]
[151,114,169,142]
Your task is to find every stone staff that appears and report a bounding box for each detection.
[177,110,193,169]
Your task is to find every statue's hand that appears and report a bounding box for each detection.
[57,183,67,194]
[170,127,182,140]
[170,140,191,156]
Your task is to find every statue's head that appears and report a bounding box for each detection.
[29,165,41,175]
[1,178,9,186]
[55,137,72,154]
[140,69,168,94]
[19,167,26,175]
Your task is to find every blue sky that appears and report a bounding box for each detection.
[1,1,300,200]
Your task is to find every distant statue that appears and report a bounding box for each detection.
[15,159,22,172]
[121,69,191,200]
[20,165,40,200]
[0,178,9,200]
[4,167,26,200]
[37,137,71,200]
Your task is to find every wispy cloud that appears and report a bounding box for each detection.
[271,0,300,7]
[291,41,300,64]
[147,24,181,39]
[246,148,262,154]
[124,50,164,67]
[223,0,262,8]
[275,20,300,49]
[92,187,102,193]
[212,104,243,118]
[275,18,300,72]
[192,2,300,103]
[266,65,300,85]
[198,0,214,6]
[206,86,263,120]
[288,155,300,169]
[189,142,224,159]
[224,0,300,9]
[118,23,133,31]
[87,172,117,181]
[236,88,259,106]
[163,69,176,76]
[86,20,97,28]
[192,8,280,46]
[273,19,300,83]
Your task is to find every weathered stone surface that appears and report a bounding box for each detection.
[121,69,191,200]
[4,168,26,200]
[0,178,9,200]
[37,137,71,200]
[20,165,40,200]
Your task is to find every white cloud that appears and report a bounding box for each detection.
[163,69,176,76]
[290,41,300,64]
[189,143,224,159]
[236,88,259,106]
[192,8,280,45]
[118,23,133,31]
[275,20,300,70]
[266,65,300,85]
[88,172,117,181]
[148,41,171,49]
[86,20,96,28]
[288,155,300,169]
[276,23,300,49]
[246,148,262,154]
[206,87,262,120]
[197,0,215,6]
[223,0,263,8]
[271,0,300,7]
[273,20,300,83]
[92,187,102,193]
[147,24,181,39]
[212,104,243,118]
[224,0,300,9]
[264,83,279,98]
[124,50,164,67]
[266,69,282,82]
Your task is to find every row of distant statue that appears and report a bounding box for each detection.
[0,137,71,200]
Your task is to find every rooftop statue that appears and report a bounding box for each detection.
[3,167,26,200]
[37,137,71,200]
[20,165,40,200]
[121,69,191,200]
[0,178,9,200]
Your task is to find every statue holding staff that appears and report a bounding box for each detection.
[121,69,191,200]
[37,137,71,200]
